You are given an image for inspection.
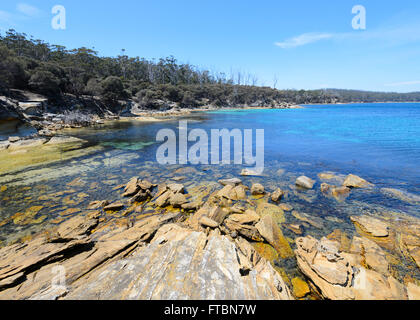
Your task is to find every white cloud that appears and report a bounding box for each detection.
[384,80,420,87]
[274,32,333,48]
[16,3,41,17]
[0,4,43,28]
[275,21,420,49]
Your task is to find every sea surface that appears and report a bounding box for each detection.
[0,103,419,251]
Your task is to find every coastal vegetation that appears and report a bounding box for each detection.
[1,29,420,114]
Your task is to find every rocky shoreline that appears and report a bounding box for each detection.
[0,172,419,300]
[1,91,419,300]
[0,90,301,144]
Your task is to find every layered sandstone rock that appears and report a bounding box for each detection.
[350,215,389,237]
[64,224,293,300]
[294,235,408,300]
[0,212,181,299]
[0,175,298,300]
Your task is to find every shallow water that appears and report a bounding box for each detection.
[208,103,420,188]
[0,104,419,280]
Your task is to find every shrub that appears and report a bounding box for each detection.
[160,84,183,102]
[28,70,60,96]
[181,91,198,108]
[85,78,103,96]
[100,76,126,102]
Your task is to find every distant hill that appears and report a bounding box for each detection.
[323,89,420,103]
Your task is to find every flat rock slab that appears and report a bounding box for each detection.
[8,138,47,150]
[0,213,182,299]
[104,202,125,211]
[240,169,262,176]
[65,224,293,300]
[218,178,242,187]
[380,188,420,205]
[45,136,86,145]
[350,215,389,237]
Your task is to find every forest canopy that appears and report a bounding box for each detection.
[1,29,419,109]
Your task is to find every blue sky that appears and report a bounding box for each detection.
[1,0,420,92]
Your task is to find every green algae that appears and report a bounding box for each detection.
[101,141,155,151]
[0,143,104,179]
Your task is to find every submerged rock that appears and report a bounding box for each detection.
[285,223,303,235]
[8,138,47,151]
[276,168,285,176]
[291,277,310,298]
[321,183,350,200]
[292,211,324,229]
[44,136,86,145]
[218,178,242,187]
[279,203,293,212]
[343,174,372,188]
[104,202,125,212]
[380,188,420,205]
[295,176,315,189]
[318,172,339,180]
[12,206,44,225]
[256,202,285,224]
[271,188,284,202]
[87,200,109,210]
[251,183,265,195]
[240,169,262,176]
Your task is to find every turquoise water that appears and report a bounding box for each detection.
[0,103,419,245]
[206,103,420,189]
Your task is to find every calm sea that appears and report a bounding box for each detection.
[0,102,419,244]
